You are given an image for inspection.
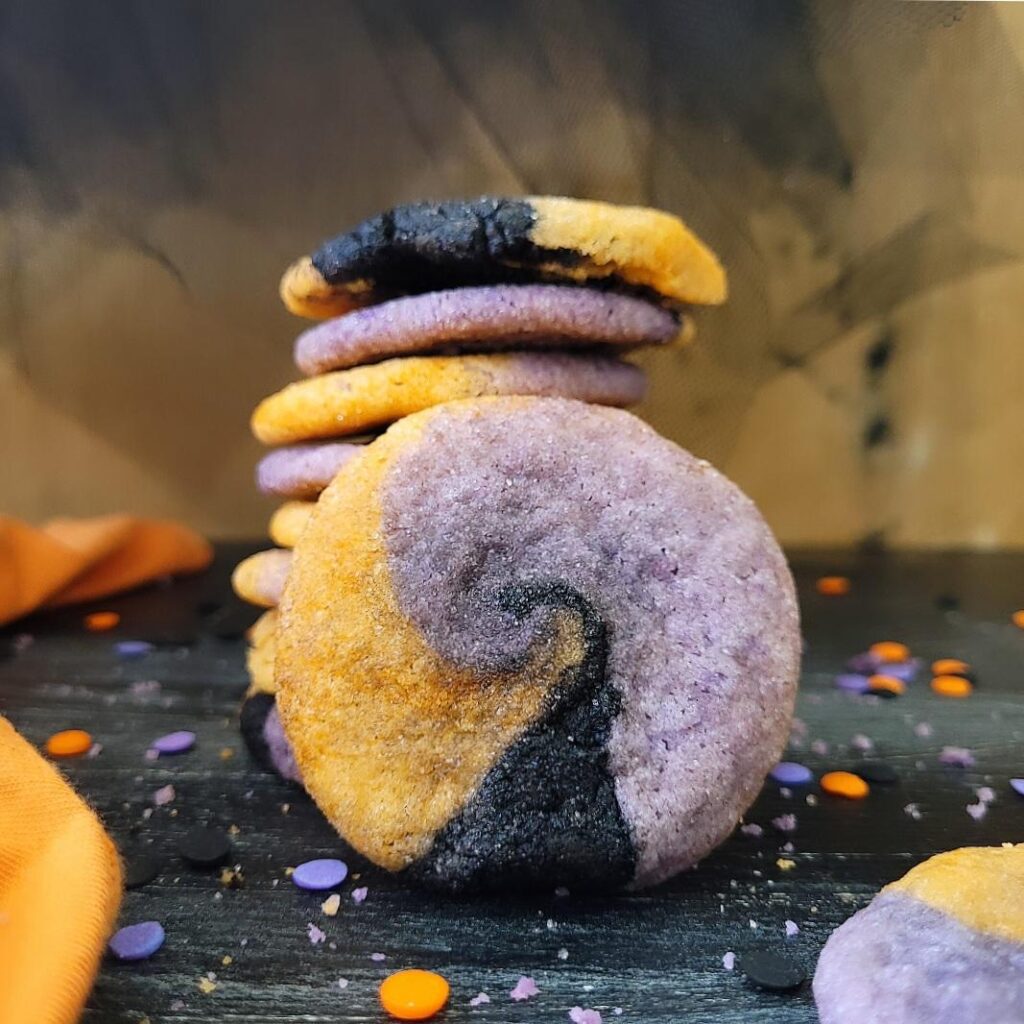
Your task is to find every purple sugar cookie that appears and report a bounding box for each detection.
[293,284,683,376]
[256,442,366,499]
[815,845,1024,1024]
[276,396,801,892]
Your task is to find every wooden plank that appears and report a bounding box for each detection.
[2,546,1022,1022]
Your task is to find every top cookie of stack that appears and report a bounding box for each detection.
[233,196,726,686]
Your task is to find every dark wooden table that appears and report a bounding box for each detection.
[2,546,1023,1023]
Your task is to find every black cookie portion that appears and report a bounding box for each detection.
[408,582,636,893]
[311,198,593,299]
[240,692,276,772]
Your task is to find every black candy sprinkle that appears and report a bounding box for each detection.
[123,850,163,889]
[869,687,900,700]
[178,826,232,869]
[740,950,806,991]
[935,593,960,611]
[856,761,899,785]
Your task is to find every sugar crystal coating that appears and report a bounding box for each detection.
[277,397,799,891]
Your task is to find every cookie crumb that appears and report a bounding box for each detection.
[510,976,540,1001]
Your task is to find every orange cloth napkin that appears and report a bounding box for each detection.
[0,515,213,626]
[0,716,123,1024]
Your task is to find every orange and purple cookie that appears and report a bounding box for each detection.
[815,845,1024,1023]
[275,396,799,892]
[231,549,292,608]
[251,352,645,445]
[279,196,726,319]
[256,442,366,498]
[293,284,685,376]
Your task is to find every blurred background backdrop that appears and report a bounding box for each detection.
[2,0,1022,547]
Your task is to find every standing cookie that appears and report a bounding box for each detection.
[276,396,799,892]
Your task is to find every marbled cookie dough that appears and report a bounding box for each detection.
[251,352,646,445]
[815,844,1024,1024]
[280,196,727,319]
[276,396,799,893]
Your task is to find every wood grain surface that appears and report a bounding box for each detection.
[2,545,1023,1023]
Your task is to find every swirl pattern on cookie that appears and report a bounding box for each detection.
[276,396,799,892]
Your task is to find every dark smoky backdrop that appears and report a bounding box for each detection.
[2,0,1022,547]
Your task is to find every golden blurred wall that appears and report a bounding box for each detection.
[2,0,1022,546]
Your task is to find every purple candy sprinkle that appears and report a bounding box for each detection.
[770,761,813,786]
[875,659,920,682]
[150,730,196,755]
[115,640,154,660]
[846,652,881,674]
[835,673,871,694]
[109,921,165,961]
[292,858,348,891]
[1011,779,1024,797]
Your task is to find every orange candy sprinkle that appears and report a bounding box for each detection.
[820,771,870,799]
[85,611,120,632]
[868,674,905,696]
[869,641,910,663]
[1013,610,1024,629]
[45,729,93,758]
[931,675,973,699]
[379,970,450,1021]
[931,659,970,676]
[816,576,851,596]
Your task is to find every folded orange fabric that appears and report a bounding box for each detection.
[0,716,123,1024]
[0,515,212,626]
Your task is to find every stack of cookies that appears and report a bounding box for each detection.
[232,197,801,893]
